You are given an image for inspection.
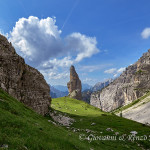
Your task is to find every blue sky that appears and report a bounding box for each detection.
[1,0,150,86]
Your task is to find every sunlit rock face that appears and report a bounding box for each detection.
[91,49,150,112]
[0,34,51,115]
[67,65,82,100]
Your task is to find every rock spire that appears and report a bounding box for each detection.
[67,65,82,100]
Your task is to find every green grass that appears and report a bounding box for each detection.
[52,97,150,149]
[51,97,105,116]
[1,89,150,150]
[0,89,91,150]
[113,92,150,114]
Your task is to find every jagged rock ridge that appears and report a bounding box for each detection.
[0,34,51,115]
[90,50,150,112]
[92,79,113,92]
[67,65,82,100]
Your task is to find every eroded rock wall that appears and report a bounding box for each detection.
[0,34,51,115]
[90,50,150,111]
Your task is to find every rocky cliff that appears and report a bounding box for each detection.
[90,49,150,112]
[67,65,82,100]
[82,79,113,104]
[0,34,51,115]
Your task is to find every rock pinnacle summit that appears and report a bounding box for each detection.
[67,65,82,100]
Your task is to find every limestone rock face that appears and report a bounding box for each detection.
[90,50,150,112]
[0,34,51,115]
[67,65,82,100]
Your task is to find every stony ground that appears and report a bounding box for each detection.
[116,94,150,125]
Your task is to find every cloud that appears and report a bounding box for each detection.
[79,64,112,72]
[8,16,100,68]
[39,56,74,70]
[4,16,101,85]
[104,68,117,74]
[117,67,125,73]
[66,33,99,62]
[104,67,126,77]
[82,77,97,85]
[9,16,63,65]
[49,72,69,80]
[83,77,94,82]
[141,28,150,39]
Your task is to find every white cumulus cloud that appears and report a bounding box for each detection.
[8,16,100,68]
[141,28,150,39]
[3,16,101,85]
[66,32,99,62]
[9,16,62,64]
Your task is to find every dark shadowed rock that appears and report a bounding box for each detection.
[82,90,92,104]
[90,49,150,112]
[67,65,82,100]
[0,34,51,115]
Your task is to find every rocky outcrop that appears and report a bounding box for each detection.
[82,79,113,104]
[67,65,82,100]
[90,49,150,112]
[49,110,75,126]
[0,34,51,115]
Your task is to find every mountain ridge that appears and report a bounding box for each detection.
[90,49,150,112]
[82,79,113,104]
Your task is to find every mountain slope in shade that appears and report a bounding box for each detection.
[82,83,92,91]
[53,85,68,92]
[49,85,68,98]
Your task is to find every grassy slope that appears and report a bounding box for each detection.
[0,89,89,150]
[52,97,150,150]
[0,89,150,150]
